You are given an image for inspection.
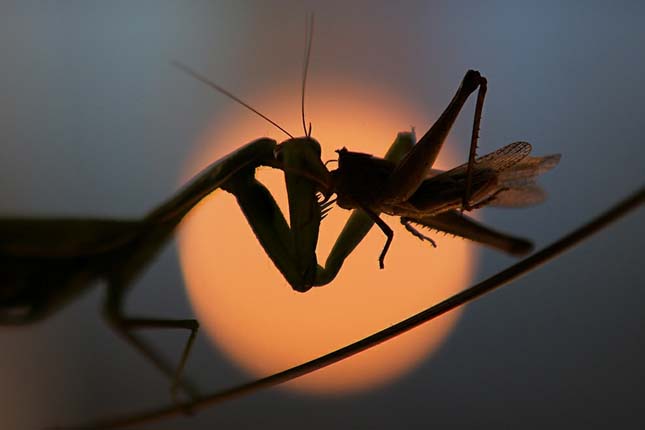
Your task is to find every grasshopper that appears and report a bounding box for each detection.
[186,65,560,290]
[0,23,559,406]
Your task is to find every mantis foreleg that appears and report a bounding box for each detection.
[222,137,329,292]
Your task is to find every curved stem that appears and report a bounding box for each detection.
[67,187,644,430]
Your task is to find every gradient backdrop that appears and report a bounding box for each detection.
[1,1,643,429]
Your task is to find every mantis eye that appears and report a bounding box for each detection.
[273,143,286,161]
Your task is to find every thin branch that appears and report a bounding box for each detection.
[66,187,644,430]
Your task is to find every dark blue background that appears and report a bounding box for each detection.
[1,1,643,429]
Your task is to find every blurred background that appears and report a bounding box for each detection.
[1,1,643,429]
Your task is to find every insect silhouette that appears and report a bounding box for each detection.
[171,60,560,290]
[0,20,559,407]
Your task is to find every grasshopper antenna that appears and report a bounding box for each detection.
[172,60,295,139]
[301,13,314,137]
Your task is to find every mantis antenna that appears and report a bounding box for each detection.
[301,14,314,137]
[172,60,295,139]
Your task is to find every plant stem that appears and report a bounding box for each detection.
[68,186,644,430]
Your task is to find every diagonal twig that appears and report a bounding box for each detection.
[65,186,644,430]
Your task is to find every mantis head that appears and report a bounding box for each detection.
[274,137,334,199]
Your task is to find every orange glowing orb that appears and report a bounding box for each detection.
[178,79,477,395]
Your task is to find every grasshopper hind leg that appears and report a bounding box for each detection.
[401,218,437,247]
[463,75,488,211]
[404,211,533,256]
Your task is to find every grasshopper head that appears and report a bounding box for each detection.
[330,147,396,210]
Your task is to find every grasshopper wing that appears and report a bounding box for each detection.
[437,141,534,178]
[489,153,561,207]
[425,142,560,208]
[406,142,534,213]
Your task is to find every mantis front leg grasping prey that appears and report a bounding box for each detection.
[209,68,559,291]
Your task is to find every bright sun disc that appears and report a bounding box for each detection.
[178,79,477,395]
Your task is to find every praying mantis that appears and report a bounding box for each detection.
[0,23,559,408]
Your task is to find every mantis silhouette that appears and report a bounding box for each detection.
[0,21,559,407]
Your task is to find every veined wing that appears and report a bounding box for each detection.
[424,142,536,179]
[488,184,547,207]
[431,141,533,180]
[425,142,560,208]
[491,152,561,207]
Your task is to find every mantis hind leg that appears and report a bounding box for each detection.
[102,282,201,410]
